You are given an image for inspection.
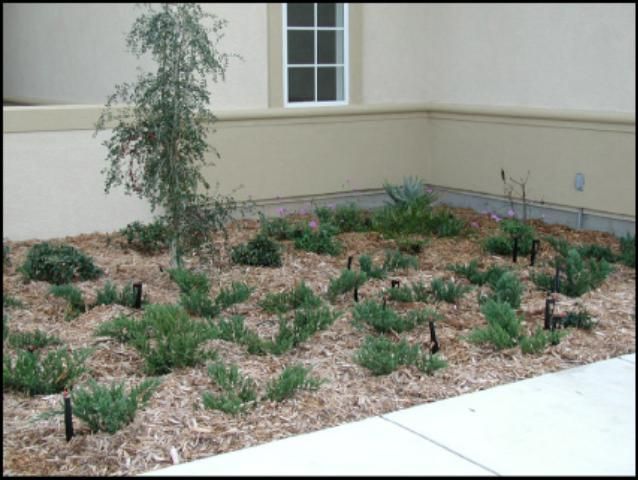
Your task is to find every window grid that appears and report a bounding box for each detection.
[284,3,348,107]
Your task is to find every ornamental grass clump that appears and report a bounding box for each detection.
[202,362,257,414]
[327,269,367,302]
[69,378,161,433]
[214,282,253,311]
[20,242,103,285]
[264,364,322,402]
[231,233,283,267]
[94,281,146,309]
[3,347,92,396]
[387,285,414,303]
[259,282,322,314]
[519,327,566,355]
[352,300,415,333]
[482,271,523,309]
[467,299,522,350]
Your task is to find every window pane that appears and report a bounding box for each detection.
[287,3,314,27]
[288,30,314,64]
[318,3,343,27]
[317,30,343,64]
[317,66,344,101]
[289,68,315,102]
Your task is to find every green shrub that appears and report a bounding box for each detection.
[396,236,428,254]
[168,268,210,294]
[95,314,148,343]
[314,205,335,224]
[259,282,322,314]
[520,327,566,354]
[327,269,367,302]
[180,289,220,318]
[352,300,429,334]
[429,208,465,237]
[354,336,421,375]
[467,300,521,350]
[94,281,146,308]
[19,242,103,285]
[70,378,160,433]
[119,220,169,254]
[3,295,24,308]
[449,260,509,287]
[577,243,617,263]
[264,364,322,402]
[3,347,91,395]
[536,249,612,297]
[231,233,283,267]
[258,212,303,241]
[203,362,257,414]
[387,285,414,303]
[264,307,339,355]
[561,307,594,330]
[332,203,372,233]
[294,224,342,256]
[430,278,471,304]
[3,243,10,268]
[383,249,418,272]
[358,255,386,279]
[383,176,435,206]
[486,271,523,309]
[410,281,430,302]
[139,305,216,374]
[7,330,62,350]
[213,315,252,343]
[215,282,253,311]
[415,353,448,375]
[372,196,434,237]
[49,284,86,320]
[618,234,635,268]
[484,219,535,256]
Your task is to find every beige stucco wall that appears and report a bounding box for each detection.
[3,104,634,241]
[362,3,635,112]
[2,3,268,109]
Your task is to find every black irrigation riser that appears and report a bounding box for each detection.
[512,236,519,263]
[64,388,74,442]
[429,320,440,354]
[133,282,143,309]
[530,239,540,266]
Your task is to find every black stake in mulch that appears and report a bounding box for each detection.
[429,320,440,354]
[512,236,519,263]
[544,296,555,330]
[133,282,143,309]
[63,388,74,442]
[391,279,400,289]
[530,239,540,266]
[353,287,359,303]
[382,296,387,310]
[553,264,561,294]
[347,256,353,270]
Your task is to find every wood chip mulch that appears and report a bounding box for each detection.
[2,207,635,476]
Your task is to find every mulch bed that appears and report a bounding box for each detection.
[2,206,635,476]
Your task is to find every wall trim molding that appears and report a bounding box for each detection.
[4,102,635,134]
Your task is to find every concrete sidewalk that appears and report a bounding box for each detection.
[141,353,635,476]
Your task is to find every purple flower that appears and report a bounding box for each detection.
[470,221,480,229]
[309,220,319,230]
[298,208,307,215]
[277,207,287,217]
[507,208,516,218]
[490,213,502,222]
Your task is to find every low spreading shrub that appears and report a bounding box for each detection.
[69,378,161,433]
[19,242,103,285]
[483,271,523,309]
[264,364,322,402]
[293,223,342,256]
[387,285,414,303]
[467,299,522,350]
[7,330,62,350]
[231,233,283,267]
[430,278,471,304]
[49,284,86,320]
[520,327,566,355]
[618,234,635,268]
[94,281,146,309]
[484,219,535,256]
[202,362,258,415]
[327,270,367,302]
[358,255,386,279]
[214,282,253,311]
[332,203,373,233]
[352,300,438,334]
[259,282,322,314]
[3,347,92,395]
[259,212,303,241]
[395,236,428,254]
[382,250,418,272]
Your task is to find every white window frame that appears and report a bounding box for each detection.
[283,3,349,108]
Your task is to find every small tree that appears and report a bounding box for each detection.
[95,4,233,268]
